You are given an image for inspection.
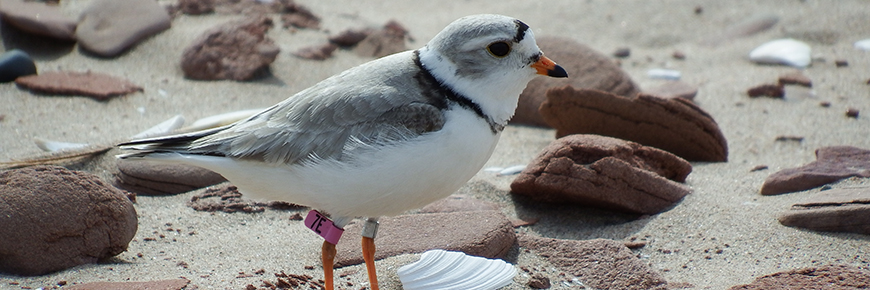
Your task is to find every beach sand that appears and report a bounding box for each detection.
[2,0,869,289]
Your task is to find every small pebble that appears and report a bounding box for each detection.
[0,49,37,83]
[747,84,784,98]
[647,68,681,80]
[613,47,630,58]
[672,50,686,60]
[835,59,848,67]
[854,39,870,51]
[819,101,831,108]
[846,108,859,118]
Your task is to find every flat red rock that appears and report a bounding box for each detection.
[14,71,143,100]
[540,86,728,162]
[65,278,189,290]
[511,134,692,214]
[760,146,870,195]
[729,265,870,290]
[778,187,870,234]
[334,211,515,267]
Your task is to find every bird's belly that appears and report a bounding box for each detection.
[225,108,500,218]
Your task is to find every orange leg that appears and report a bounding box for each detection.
[321,240,336,290]
[362,236,379,290]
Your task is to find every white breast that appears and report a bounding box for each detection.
[187,107,500,219]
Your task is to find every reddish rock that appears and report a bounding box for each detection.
[292,43,338,60]
[66,278,190,290]
[334,211,515,267]
[728,265,870,290]
[747,83,784,98]
[353,20,410,58]
[181,15,280,81]
[643,81,698,101]
[760,146,870,195]
[76,0,171,57]
[511,134,692,214]
[188,184,301,213]
[280,1,320,29]
[846,108,860,118]
[14,71,143,100]
[176,0,214,15]
[540,86,728,162]
[778,187,870,234]
[528,273,551,289]
[419,194,499,213]
[329,28,374,47]
[0,166,137,275]
[778,72,812,87]
[113,159,226,195]
[513,36,641,127]
[0,0,77,40]
[519,234,669,290]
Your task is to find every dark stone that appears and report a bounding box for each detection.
[511,134,692,214]
[760,146,870,195]
[540,86,728,162]
[0,49,37,83]
[0,166,137,275]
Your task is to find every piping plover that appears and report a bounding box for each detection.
[119,14,566,290]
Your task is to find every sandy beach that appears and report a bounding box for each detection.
[2,0,870,289]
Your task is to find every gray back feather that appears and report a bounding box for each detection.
[186,51,446,164]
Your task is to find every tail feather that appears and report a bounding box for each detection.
[117,126,227,159]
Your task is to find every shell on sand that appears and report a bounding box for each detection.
[749,38,811,67]
[397,249,516,290]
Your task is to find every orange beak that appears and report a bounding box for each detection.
[531,55,568,78]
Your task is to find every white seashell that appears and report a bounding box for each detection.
[855,39,870,51]
[647,68,681,80]
[33,137,90,152]
[496,165,526,176]
[185,108,264,131]
[749,38,811,67]
[398,249,516,290]
[131,115,186,139]
[483,167,504,172]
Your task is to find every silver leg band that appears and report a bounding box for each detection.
[361,217,379,239]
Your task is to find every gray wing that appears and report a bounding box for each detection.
[183,52,446,164]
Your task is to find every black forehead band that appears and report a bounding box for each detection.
[514,19,529,42]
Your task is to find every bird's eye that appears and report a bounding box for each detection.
[486,41,511,58]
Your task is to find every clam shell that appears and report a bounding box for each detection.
[855,39,870,51]
[397,249,516,290]
[749,38,811,67]
[647,68,681,80]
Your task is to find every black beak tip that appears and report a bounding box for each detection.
[548,64,568,78]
